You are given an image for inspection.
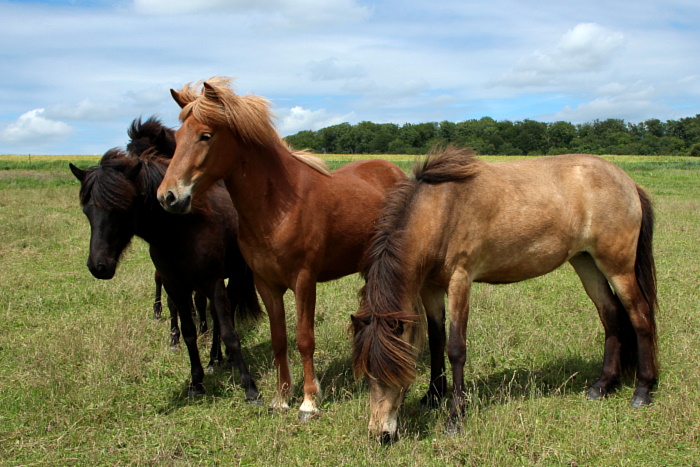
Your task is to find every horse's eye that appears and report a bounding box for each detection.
[199,132,212,142]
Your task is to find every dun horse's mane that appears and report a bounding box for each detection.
[176,77,330,176]
[352,145,482,387]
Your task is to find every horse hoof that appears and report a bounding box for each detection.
[586,386,607,401]
[205,365,215,375]
[298,410,319,423]
[630,394,652,408]
[444,421,462,437]
[268,406,287,415]
[246,397,264,406]
[187,384,206,398]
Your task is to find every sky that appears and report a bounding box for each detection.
[1,0,699,155]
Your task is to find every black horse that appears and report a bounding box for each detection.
[70,117,262,401]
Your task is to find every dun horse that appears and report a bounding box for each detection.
[156,77,406,420]
[351,146,658,441]
[71,117,262,401]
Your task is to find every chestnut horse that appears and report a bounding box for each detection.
[351,146,658,442]
[156,77,406,420]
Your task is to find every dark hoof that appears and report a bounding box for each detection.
[187,384,206,398]
[205,365,215,375]
[630,394,652,408]
[444,420,462,437]
[246,397,264,406]
[298,410,319,423]
[586,386,607,401]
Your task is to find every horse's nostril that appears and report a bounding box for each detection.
[380,431,396,446]
[165,190,176,206]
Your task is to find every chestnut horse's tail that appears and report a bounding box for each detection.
[619,186,658,374]
[228,262,263,324]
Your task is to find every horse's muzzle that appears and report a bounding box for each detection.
[159,190,192,214]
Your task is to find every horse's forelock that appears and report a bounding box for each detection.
[176,77,279,147]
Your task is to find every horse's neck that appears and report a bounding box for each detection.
[133,175,174,244]
[224,143,299,234]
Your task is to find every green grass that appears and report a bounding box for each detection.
[0,156,699,465]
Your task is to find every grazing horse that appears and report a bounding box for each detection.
[156,77,407,420]
[351,146,658,441]
[70,120,263,400]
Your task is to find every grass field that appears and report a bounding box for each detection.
[1,155,699,465]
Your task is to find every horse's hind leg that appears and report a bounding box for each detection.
[194,290,208,334]
[167,296,180,347]
[153,270,163,320]
[570,254,630,399]
[607,272,658,407]
[419,284,447,408]
[212,279,260,403]
[206,301,223,372]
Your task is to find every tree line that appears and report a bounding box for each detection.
[284,115,700,156]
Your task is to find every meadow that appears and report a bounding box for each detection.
[0,154,699,466]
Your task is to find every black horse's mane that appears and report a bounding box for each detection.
[80,117,176,212]
[126,116,176,159]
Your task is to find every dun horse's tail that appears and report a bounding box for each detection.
[228,262,263,324]
[619,186,658,374]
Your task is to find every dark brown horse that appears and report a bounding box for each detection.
[156,77,407,420]
[351,146,658,441]
[70,118,263,400]
[129,117,208,336]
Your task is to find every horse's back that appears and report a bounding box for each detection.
[413,154,644,284]
[288,159,406,282]
[333,159,406,192]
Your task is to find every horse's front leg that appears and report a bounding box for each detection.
[420,284,447,408]
[294,270,322,422]
[445,270,472,435]
[256,279,292,411]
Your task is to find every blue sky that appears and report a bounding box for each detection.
[1,0,699,154]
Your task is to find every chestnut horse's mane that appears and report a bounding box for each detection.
[175,77,330,176]
[352,145,482,387]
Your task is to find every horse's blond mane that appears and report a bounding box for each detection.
[176,77,329,176]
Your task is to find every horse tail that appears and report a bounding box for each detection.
[414,145,482,184]
[617,185,658,374]
[229,261,263,324]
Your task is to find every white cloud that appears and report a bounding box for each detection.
[0,109,73,144]
[496,23,625,87]
[276,106,354,135]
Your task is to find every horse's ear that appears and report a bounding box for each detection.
[69,163,86,181]
[171,89,187,109]
[202,82,220,102]
[125,160,143,181]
